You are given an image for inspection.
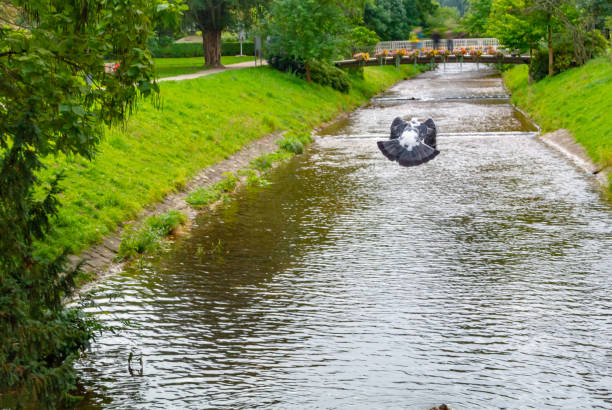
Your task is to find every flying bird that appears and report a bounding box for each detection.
[377,117,439,166]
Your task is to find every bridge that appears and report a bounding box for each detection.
[335,38,530,68]
[335,54,530,69]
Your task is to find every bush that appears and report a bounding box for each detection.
[268,54,351,93]
[148,34,179,57]
[277,132,313,154]
[309,60,351,93]
[346,66,364,79]
[151,42,255,58]
[530,31,608,82]
[267,53,306,75]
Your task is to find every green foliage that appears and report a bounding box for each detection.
[277,132,313,154]
[460,0,492,36]
[503,58,612,193]
[151,41,255,58]
[239,169,271,186]
[117,210,186,259]
[37,65,421,261]
[250,151,294,171]
[439,0,470,16]
[0,0,163,405]
[363,0,438,40]
[529,31,608,81]
[268,56,352,92]
[266,0,358,65]
[364,0,412,40]
[349,26,381,46]
[309,61,352,93]
[187,0,267,66]
[425,6,460,32]
[488,0,549,53]
[186,172,238,208]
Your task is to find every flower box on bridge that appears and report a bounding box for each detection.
[335,54,531,69]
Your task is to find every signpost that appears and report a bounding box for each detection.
[254,36,262,66]
[238,30,246,56]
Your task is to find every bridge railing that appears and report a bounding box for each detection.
[374,38,500,52]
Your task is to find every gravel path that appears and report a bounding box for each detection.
[158,60,267,82]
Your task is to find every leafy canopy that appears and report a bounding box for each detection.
[266,0,366,63]
[363,0,438,41]
[0,0,170,406]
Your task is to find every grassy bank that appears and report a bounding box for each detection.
[38,65,425,259]
[154,56,254,78]
[502,58,612,192]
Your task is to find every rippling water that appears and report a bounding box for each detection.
[77,65,612,409]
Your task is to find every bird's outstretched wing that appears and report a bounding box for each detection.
[390,117,406,140]
[423,118,437,149]
[377,140,439,166]
[378,117,439,167]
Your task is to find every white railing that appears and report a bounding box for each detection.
[375,38,500,52]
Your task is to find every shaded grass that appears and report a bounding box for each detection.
[154,56,254,78]
[503,58,612,192]
[38,65,425,259]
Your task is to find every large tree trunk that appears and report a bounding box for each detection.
[547,22,553,77]
[305,62,311,82]
[202,28,223,68]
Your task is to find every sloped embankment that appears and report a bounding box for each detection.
[502,58,612,195]
[38,65,424,267]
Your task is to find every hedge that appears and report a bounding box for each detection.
[153,42,255,58]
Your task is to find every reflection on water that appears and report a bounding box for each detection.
[77,64,612,409]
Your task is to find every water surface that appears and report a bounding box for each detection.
[78,65,612,409]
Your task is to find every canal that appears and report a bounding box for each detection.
[77,64,612,409]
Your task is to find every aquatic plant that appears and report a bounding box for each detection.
[118,210,187,259]
[185,173,238,209]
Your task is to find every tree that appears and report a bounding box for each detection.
[488,0,549,51]
[425,6,460,32]
[266,0,364,81]
[363,0,438,40]
[577,0,612,31]
[0,0,165,405]
[364,0,410,41]
[439,0,470,16]
[461,0,493,36]
[349,25,381,46]
[187,0,268,68]
[533,0,587,65]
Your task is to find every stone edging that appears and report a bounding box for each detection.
[537,129,610,188]
[71,110,356,290]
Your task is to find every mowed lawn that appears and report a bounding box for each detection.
[154,56,255,78]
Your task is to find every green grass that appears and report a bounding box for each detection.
[503,58,612,193]
[186,172,238,208]
[154,56,254,78]
[184,131,315,210]
[37,65,426,259]
[117,210,187,259]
